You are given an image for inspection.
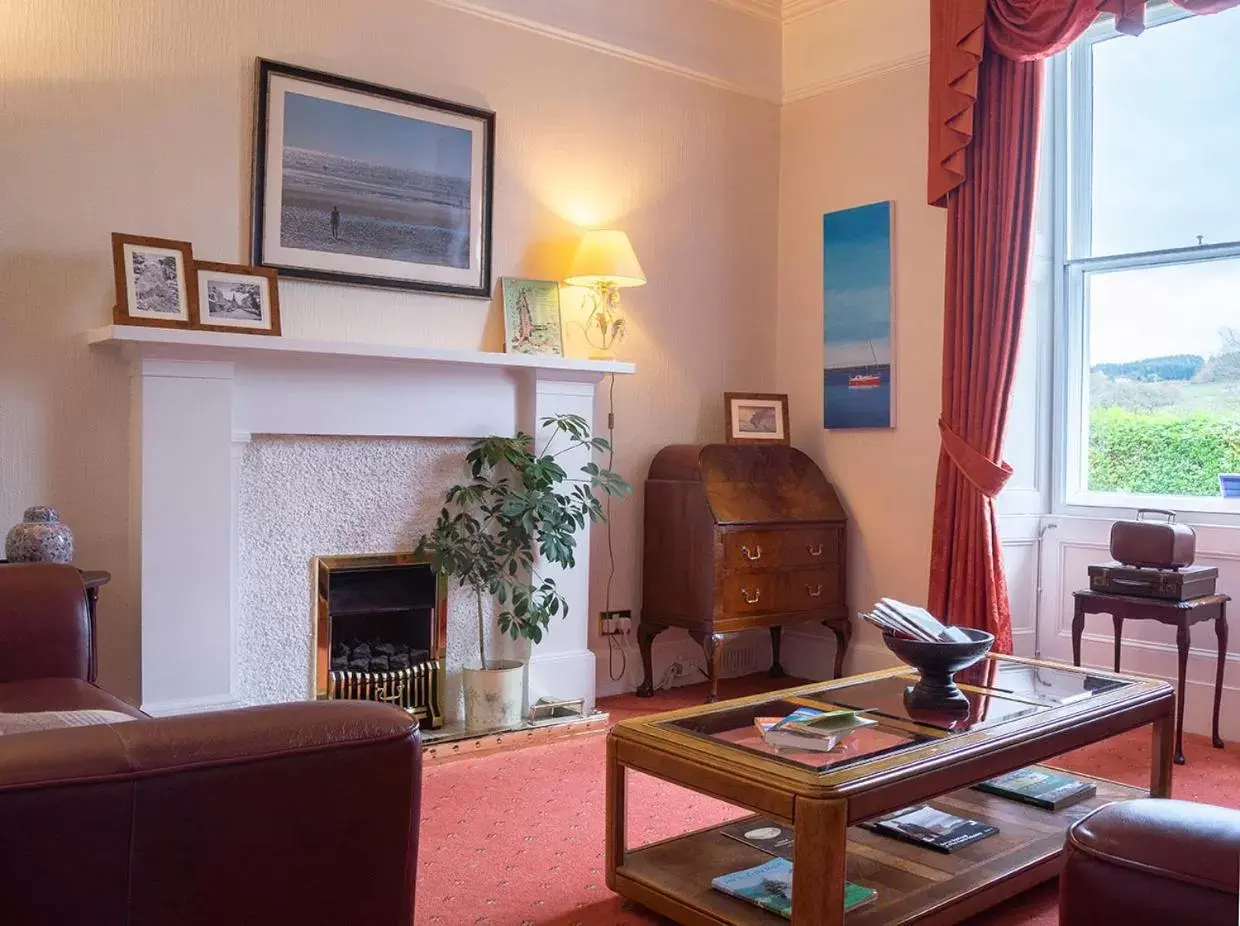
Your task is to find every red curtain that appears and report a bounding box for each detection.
[928,0,1240,206]
[925,0,1239,647]
[927,53,1041,651]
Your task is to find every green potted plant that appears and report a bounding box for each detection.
[416,414,630,732]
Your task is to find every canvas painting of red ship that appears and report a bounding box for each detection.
[823,201,894,429]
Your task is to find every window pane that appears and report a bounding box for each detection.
[1090,8,1240,256]
[1086,257,1240,497]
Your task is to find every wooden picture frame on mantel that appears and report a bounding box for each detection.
[193,261,282,336]
[111,232,197,328]
[724,392,791,446]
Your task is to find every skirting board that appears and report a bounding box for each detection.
[141,694,243,717]
[594,628,776,699]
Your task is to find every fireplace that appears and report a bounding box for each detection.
[313,553,446,728]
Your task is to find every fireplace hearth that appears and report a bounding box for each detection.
[313,553,446,728]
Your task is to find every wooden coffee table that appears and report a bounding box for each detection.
[606,655,1174,925]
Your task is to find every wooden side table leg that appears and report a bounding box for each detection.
[1112,614,1123,673]
[1072,599,1086,667]
[604,735,626,889]
[827,619,852,679]
[769,625,787,678]
[1175,621,1189,765]
[792,797,848,926]
[1214,602,1228,750]
[85,585,101,684]
[635,621,666,698]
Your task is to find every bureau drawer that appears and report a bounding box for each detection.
[722,531,782,569]
[776,568,841,612]
[721,573,774,614]
[780,528,840,568]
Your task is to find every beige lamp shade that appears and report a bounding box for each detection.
[564,230,646,288]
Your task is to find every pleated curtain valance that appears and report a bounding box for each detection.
[927,0,1240,206]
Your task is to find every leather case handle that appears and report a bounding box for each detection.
[1136,508,1177,523]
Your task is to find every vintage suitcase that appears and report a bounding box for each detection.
[1109,509,1196,569]
[1088,562,1218,601]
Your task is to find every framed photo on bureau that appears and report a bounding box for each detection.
[725,392,791,446]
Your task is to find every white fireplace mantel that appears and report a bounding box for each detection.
[89,325,634,717]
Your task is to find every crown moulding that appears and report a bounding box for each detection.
[707,0,842,23]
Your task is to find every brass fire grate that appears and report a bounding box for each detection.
[327,662,444,728]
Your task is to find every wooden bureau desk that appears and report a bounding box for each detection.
[637,444,850,702]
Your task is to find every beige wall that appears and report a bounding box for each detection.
[777,64,947,662]
[0,0,780,700]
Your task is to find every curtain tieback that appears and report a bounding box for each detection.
[938,419,1013,498]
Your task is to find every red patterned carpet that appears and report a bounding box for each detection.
[416,676,1240,925]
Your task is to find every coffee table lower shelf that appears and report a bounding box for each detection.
[614,773,1144,926]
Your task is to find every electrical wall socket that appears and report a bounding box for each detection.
[598,609,633,635]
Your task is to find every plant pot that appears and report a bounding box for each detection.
[462,660,525,732]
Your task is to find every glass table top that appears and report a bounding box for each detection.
[655,657,1132,774]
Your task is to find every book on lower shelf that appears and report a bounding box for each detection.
[711,858,876,919]
[976,767,1097,811]
[861,804,998,854]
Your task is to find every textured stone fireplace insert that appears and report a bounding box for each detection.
[313,553,446,728]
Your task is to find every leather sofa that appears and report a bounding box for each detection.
[0,563,422,925]
[1060,798,1240,925]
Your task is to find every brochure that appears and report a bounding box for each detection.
[862,804,998,854]
[711,858,876,919]
[977,767,1097,811]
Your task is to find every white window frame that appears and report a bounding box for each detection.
[1048,4,1240,523]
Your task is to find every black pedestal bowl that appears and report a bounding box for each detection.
[882,629,995,712]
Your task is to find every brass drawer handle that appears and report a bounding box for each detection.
[741,544,762,561]
[807,543,824,557]
[741,587,761,605]
[807,584,824,598]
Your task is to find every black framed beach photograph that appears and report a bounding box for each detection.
[111,232,197,328]
[194,261,281,336]
[251,59,495,297]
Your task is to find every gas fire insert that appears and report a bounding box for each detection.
[313,553,446,728]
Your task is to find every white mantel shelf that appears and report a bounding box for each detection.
[87,325,636,376]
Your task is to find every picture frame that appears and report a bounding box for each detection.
[250,59,495,298]
[194,261,282,336]
[823,201,894,430]
[725,393,791,446]
[111,232,197,327]
[501,278,564,357]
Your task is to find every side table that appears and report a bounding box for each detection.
[81,570,110,683]
[1072,589,1227,765]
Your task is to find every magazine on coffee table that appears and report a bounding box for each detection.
[711,858,876,919]
[720,817,796,860]
[977,767,1096,811]
[862,804,998,854]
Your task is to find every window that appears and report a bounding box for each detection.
[1052,4,1240,511]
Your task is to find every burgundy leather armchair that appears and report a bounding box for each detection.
[0,563,422,925]
[1060,798,1240,926]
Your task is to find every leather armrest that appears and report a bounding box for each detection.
[0,701,422,924]
[1061,799,1240,926]
[0,563,91,682]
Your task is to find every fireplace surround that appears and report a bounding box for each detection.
[90,324,632,717]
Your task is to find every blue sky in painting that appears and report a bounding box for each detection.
[822,203,892,369]
[283,91,472,179]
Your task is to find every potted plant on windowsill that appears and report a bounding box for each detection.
[416,414,630,732]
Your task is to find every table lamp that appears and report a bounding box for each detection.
[564,229,646,359]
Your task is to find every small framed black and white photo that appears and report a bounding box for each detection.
[251,59,495,298]
[111,232,197,328]
[194,261,281,336]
